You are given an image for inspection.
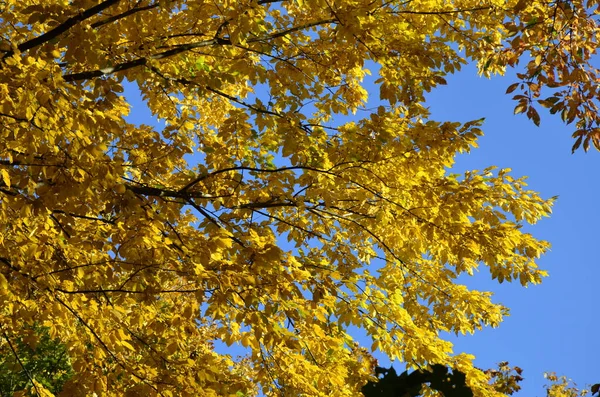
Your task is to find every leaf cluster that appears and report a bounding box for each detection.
[362,365,473,397]
[0,325,73,396]
[0,0,591,395]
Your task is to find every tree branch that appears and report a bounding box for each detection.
[53,294,159,392]
[56,287,202,294]
[186,199,246,247]
[4,0,121,60]
[91,2,159,29]
[179,165,336,192]
[51,209,115,225]
[125,183,223,199]
[62,19,337,82]
[390,5,493,15]
[1,330,42,396]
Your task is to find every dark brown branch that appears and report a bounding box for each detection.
[53,294,159,392]
[50,213,71,238]
[308,206,451,299]
[205,86,282,117]
[264,18,337,40]
[63,38,224,81]
[121,324,173,369]
[117,263,160,290]
[0,159,65,167]
[126,183,222,199]
[0,257,34,282]
[63,56,149,81]
[91,2,159,29]
[4,0,121,60]
[185,199,222,226]
[56,287,202,294]
[33,260,114,280]
[389,5,493,15]
[0,187,17,196]
[51,209,115,225]
[180,165,336,192]
[145,63,286,123]
[234,200,297,209]
[252,209,322,240]
[1,330,42,396]
[186,199,246,247]
[62,19,337,82]
[166,220,188,251]
[0,112,27,122]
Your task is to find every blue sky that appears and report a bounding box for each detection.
[414,62,600,396]
[124,57,599,395]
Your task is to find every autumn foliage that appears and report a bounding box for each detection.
[0,0,596,395]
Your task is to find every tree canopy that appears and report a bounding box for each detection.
[0,325,73,396]
[0,0,597,395]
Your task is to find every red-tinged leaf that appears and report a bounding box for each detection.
[566,107,577,124]
[530,107,540,126]
[549,103,562,114]
[506,83,519,94]
[538,97,559,108]
[514,103,527,115]
[572,136,583,153]
[433,76,447,85]
[583,136,591,151]
[593,135,600,151]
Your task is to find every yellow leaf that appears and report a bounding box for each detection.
[0,1,567,394]
[0,169,10,188]
[121,341,135,351]
[115,183,126,194]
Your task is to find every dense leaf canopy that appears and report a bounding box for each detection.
[0,0,596,395]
